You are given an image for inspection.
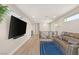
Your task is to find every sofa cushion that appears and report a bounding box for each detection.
[68,38,79,45]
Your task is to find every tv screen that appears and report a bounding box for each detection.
[8,16,27,39]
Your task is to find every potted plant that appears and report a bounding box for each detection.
[0,4,7,22]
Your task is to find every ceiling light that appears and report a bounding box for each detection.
[43,23,47,26]
[54,24,58,27]
[53,16,56,18]
[32,16,35,18]
[45,20,52,23]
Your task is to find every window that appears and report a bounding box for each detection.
[64,14,79,22]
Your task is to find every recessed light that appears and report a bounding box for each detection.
[54,24,58,27]
[43,23,47,26]
[53,16,56,18]
[32,16,35,18]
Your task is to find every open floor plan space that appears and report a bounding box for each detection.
[0,4,79,55]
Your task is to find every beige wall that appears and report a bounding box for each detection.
[51,6,79,35]
[0,5,32,54]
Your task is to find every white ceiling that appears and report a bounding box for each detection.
[15,4,78,23]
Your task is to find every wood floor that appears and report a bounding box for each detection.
[13,34,40,55]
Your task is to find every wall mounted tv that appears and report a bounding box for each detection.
[8,16,27,39]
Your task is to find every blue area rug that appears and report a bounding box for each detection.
[40,41,64,55]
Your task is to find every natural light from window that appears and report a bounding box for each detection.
[64,14,79,22]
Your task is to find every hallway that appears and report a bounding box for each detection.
[0,4,79,55]
[40,41,64,55]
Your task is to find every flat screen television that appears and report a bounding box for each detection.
[8,16,27,39]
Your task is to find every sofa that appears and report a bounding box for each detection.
[53,32,79,55]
